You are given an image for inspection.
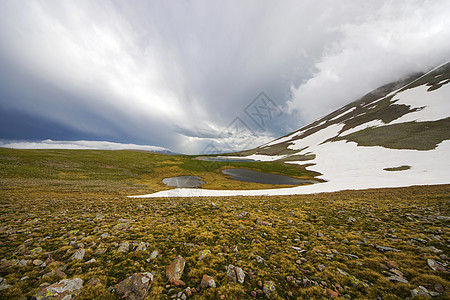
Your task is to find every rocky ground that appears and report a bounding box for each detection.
[0,185,449,299]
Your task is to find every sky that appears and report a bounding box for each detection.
[0,0,449,154]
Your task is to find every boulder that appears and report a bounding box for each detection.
[226,264,245,283]
[166,255,185,281]
[114,273,153,300]
[70,249,85,261]
[34,278,83,300]
[200,275,216,288]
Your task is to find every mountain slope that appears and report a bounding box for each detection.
[133,62,450,197]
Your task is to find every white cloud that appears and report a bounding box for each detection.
[0,139,170,152]
[287,0,450,122]
[0,1,449,154]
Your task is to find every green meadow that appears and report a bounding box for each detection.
[0,148,448,299]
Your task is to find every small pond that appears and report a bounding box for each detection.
[222,168,317,185]
[162,176,205,188]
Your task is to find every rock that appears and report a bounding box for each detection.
[326,288,339,298]
[337,268,349,276]
[256,256,264,264]
[135,242,148,252]
[118,241,130,253]
[347,216,356,223]
[101,232,110,239]
[147,250,159,262]
[166,255,185,281]
[434,283,444,293]
[236,211,248,219]
[170,279,185,287]
[411,285,431,297]
[386,261,398,269]
[318,264,327,271]
[387,275,408,284]
[375,245,401,252]
[86,258,96,264]
[70,248,85,261]
[316,232,324,238]
[34,278,83,300]
[198,249,211,260]
[18,259,31,266]
[263,281,276,298]
[226,264,245,283]
[114,273,153,300]
[200,275,216,288]
[87,278,101,286]
[33,259,44,266]
[291,246,306,253]
[0,277,12,292]
[427,259,447,271]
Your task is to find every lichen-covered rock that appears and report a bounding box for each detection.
[114,272,153,300]
[0,277,12,292]
[427,259,447,272]
[70,248,85,261]
[135,242,148,252]
[263,281,276,298]
[118,241,130,253]
[34,278,83,300]
[200,275,216,288]
[226,264,245,283]
[166,255,185,281]
[198,249,211,260]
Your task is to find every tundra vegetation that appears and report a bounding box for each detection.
[0,148,448,299]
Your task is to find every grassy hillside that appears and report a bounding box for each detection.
[0,148,320,196]
[0,148,448,299]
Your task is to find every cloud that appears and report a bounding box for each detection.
[0,1,449,154]
[0,139,170,152]
[287,0,450,121]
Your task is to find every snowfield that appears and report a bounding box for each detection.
[130,139,450,198]
[130,63,450,198]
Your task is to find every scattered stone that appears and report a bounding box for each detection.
[70,248,85,261]
[427,259,447,272]
[375,245,401,252]
[263,281,276,298]
[87,278,101,286]
[147,250,159,262]
[226,264,245,283]
[318,264,327,271]
[291,246,306,253]
[256,256,264,264]
[33,259,44,266]
[411,285,431,298]
[34,278,83,300]
[200,274,216,288]
[434,283,444,293]
[387,275,409,284]
[170,279,186,287]
[135,242,148,252]
[0,277,12,292]
[347,216,356,223]
[198,249,211,260]
[166,255,185,281]
[337,268,349,276]
[236,211,248,219]
[114,273,153,300]
[118,241,130,253]
[18,259,31,266]
[386,261,398,269]
[326,288,339,298]
[101,232,110,239]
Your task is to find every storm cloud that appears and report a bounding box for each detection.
[0,0,449,153]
